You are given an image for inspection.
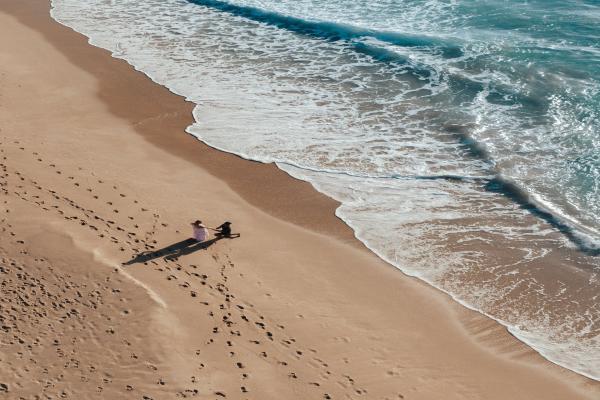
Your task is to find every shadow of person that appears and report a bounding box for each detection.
[214,232,241,239]
[122,237,223,265]
[164,237,222,261]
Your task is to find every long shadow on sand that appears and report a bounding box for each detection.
[122,237,223,265]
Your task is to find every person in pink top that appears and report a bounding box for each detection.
[191,220,208,242]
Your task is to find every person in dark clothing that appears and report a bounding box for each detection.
[213,221,240,238]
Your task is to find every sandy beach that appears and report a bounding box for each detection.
[0,0,598,398]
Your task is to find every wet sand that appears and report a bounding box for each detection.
[0,0,598,398]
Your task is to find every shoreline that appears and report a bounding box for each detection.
[8,0,359,245]
[0,0,598,398]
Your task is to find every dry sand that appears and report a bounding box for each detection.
[0,0,598,399]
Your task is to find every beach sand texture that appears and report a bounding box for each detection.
[0,0,598,398]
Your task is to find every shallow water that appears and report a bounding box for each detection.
[51,0,600,379]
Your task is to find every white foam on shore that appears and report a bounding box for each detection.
[50,0,600,380]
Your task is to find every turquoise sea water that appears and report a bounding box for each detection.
[51,0,599,379]
[187,0,600,245]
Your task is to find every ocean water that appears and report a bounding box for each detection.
[50,0,600,379]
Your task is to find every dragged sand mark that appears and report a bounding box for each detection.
[1,143,171,310]
[93,250,168,309]
[0,161,205,398]
[0,229,174,398]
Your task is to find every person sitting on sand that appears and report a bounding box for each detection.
[191,220,209,242]
[213,221,240,238]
